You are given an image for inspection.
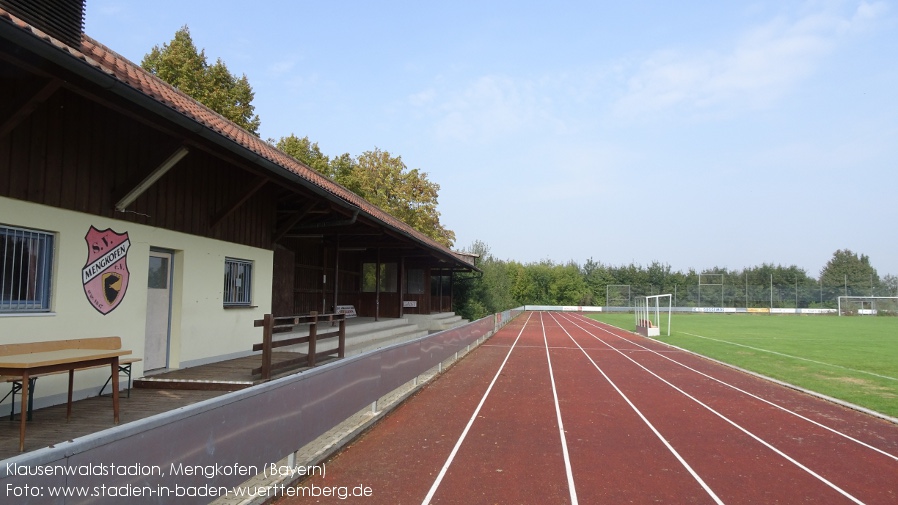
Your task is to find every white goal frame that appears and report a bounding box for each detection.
[837,296,898,316]
[635,294,672,337]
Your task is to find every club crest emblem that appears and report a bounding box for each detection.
[83,226,131,315]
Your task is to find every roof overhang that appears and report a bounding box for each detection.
[0,8,479,272]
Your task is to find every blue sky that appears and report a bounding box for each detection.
[84,1,897,277]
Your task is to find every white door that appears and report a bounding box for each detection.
[144,249,173,371]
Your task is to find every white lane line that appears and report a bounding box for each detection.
[680,331,898,382]
[539,312,579,505]
[567,313,898,462]
[559,315,867,505]
[420,313,533,505]
[546,312,725,505]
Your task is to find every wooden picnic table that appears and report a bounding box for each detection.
[0,348,131,452]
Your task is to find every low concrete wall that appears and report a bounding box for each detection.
[0,307,524,505]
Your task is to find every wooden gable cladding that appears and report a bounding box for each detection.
[0,85,275,249]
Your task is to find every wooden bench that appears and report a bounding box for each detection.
[0,337,139,421]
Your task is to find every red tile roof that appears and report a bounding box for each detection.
[0,7,475,269]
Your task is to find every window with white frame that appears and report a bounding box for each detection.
[223,258,253,306]
[1,225,55,313]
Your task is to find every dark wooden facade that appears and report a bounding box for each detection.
[279,239,446,319]
[0,88,275,249]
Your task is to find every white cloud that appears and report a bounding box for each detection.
[436,76,538,142]
[408,89,436,107]
[409,75,566,144]
[267,60,296,77]
[613,1,889,118]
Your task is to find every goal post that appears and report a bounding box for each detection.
[837,296,898,316]
[635,294,672,337]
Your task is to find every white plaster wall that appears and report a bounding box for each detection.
[0,197,272,407]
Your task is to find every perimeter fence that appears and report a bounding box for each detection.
[605,283,896,309]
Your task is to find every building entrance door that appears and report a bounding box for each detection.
[144,249,173,371]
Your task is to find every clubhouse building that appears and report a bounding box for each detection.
[0,0,477,407]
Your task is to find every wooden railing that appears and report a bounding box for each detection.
[252,312,346,381]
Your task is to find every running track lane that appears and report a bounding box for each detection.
[555,312,898,503]
[278,312,898,504]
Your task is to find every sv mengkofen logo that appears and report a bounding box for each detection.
[82,226,131,315]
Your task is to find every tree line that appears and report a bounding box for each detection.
[453,242,897,321]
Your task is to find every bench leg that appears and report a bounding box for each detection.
[99,364,133,398]
[6,378,37,422]
[98,376,113,397]
[3,383,17,421]
[124,364,132,398]
[26,378,35,421]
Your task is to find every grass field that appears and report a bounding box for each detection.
[585,313,898,418]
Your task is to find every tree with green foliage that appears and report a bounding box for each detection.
[142,26,261,135]
[883,274,898,297]
[350,148,455,248]
[819,249,879,294]
[276,136,456,248]
[454,240,521,320]
[276,135,332,177]
[581,258,614,305]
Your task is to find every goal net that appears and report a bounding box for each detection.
[837,296,898,316]
[635,294,672,337]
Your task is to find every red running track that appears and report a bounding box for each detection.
[278,312,898,504]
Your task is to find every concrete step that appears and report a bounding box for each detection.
[273,317,427,356]
[343,327,428,356]
[344,318,413,337]
[434,315,467,330]
[405,312,469,332]
[344,323,424,348]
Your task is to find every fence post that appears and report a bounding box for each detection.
[308,311,318,367]
[261,313,273,381]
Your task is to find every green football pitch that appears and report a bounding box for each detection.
[585,312,898,418]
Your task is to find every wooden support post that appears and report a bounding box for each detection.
[261,313,273,381]
[308,311,318,367]
[338,317,346,358]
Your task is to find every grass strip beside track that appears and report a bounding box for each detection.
[586,313,898,418]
